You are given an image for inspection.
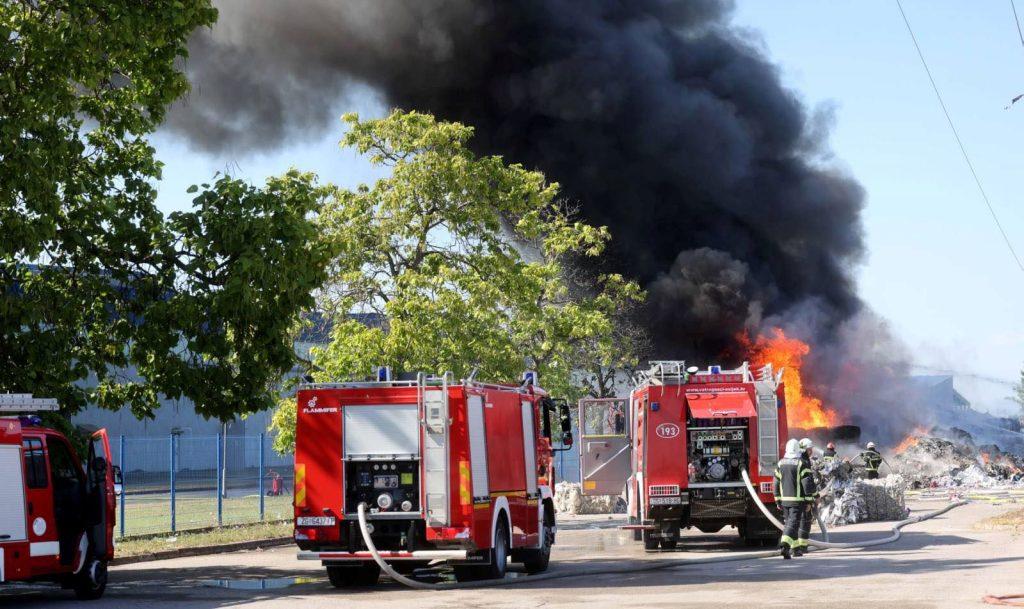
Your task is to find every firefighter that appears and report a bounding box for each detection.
[822,442,837,464]
[858,442,884,479]
[773,439,817,559]
[795,438,818,556]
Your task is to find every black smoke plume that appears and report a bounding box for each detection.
[168,1,915,437]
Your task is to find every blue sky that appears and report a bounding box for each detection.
[150,1,1024,414]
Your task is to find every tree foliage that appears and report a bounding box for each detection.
[1,2,333,420]
[271,110,643,451]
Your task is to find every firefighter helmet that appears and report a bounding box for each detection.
[866,441,876,449]
[827,442,836,450]
[799,437,813,450]
[784,439,800,458]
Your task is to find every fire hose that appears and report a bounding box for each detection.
[740,469,968,549]
[358,473,966,591]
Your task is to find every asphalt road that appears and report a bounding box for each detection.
[3,500,1022,609]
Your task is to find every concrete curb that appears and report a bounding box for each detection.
[112,537,293,566]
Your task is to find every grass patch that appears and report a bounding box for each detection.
[115,520,292,558]
[120,493,293,536]
[976,508,1024,532]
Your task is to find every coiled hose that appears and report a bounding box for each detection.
[740,469,967,549]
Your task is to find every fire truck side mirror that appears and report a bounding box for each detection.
[558,401,573,444]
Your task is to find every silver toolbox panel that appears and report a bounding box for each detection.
[467,395,489,498]
[344,404,419,459]
[0,445,27,541]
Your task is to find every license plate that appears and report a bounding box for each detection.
[649,496,682,505]
[296,516,336,527]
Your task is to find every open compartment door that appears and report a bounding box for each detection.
[578,398,631,496]
[86,429,115,561]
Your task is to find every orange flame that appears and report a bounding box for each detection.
[894,426,928,454]
[739,328,842,429]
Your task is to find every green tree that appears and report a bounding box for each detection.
[271,110,642,452]
[1,2,333,420]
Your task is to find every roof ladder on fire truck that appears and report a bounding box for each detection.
[753,364,783,476]
[419,372,453,527]
[0,393,59,413]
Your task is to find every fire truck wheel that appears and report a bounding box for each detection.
[326,563,381,588]
[522,513,553,574]
[72,559,108,600]
[483,519,510,580]
[659,538,678,550]
[642,530,659,550]
[454,518,510,582]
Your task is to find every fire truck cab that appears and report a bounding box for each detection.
[293,370,572,586]
[0,394,118,600]
[583,362,787,549]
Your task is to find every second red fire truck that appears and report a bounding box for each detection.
[1,394,118,600]
[293,369,572,585]
[581,361,788,549]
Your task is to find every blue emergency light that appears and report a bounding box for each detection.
[710,365,722,374]
[377,366,392,382]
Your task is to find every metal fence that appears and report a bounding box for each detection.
[113,434,294,537]
[115,425,581,538]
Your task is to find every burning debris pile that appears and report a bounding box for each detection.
[817,461,909,526]
[553,481,625,515]
[892,433,1024,489]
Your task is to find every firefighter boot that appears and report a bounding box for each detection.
[779,544,792,560]
[793,545,806,557]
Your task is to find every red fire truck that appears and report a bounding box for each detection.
[582,362,788,549]
[1,394,118,599]
[293,370,572,586]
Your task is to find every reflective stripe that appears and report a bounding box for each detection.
[780,535,796,548]
[295,463,306,508]
[30,541,60,557]
[459,460,471,506]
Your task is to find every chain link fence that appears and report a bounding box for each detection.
[112,434,293,537]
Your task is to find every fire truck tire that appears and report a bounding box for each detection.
[326,563,381,588]
[72,559,108,600]
[522,512,553,574]
[659,538,678,550]
[642,530,659,550]
[454,518,510,582]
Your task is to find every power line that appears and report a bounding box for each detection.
[895,0,1024,274]
[1012,0,1024,50]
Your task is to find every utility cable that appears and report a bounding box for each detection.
[1012,0,1024,50]
[896,0,1024,274]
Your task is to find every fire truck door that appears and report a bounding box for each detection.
[579,398,632,496]
[86,430,115,561]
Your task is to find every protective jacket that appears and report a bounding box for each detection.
[822,447,837,463]
[773,457,817,507]
[860,449,883,473]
